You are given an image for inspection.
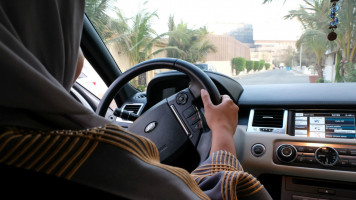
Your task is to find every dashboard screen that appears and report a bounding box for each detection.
[294,112,356,139]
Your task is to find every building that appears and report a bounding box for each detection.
[230,24,254,46]
[204,34,251,76]
[251,40,297,66]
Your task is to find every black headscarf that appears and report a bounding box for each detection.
[0,0,109,130]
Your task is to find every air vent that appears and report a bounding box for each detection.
[135,94,146,99]
[252,110,284,128]
[123,104,142,114]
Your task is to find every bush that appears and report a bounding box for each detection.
[265,63,271,70]
[246,60,254,72]
[315,78,324,83]
[259,60,265,70]
[232,57,246,75]
[253,61,260,71]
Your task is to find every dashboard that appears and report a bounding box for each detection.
[112,70,356,200]
[237,83,356,200]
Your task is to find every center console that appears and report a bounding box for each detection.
[272,110,356,172]
[273,141,356,172]
[247,109,356,199]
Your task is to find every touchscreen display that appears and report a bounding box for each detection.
[294,112,356,139]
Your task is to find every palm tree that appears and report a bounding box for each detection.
[297,30,328,78]
[285,0,330,79]
[166,18,216,63]
[334,0,356,80]
[108,8,167,86]
[85,0,125,42]
[276,0,356,81]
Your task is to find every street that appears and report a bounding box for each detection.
[233,69,310,85]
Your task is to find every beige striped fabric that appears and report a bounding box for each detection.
[0,124,209,199]
[191,150,264,200]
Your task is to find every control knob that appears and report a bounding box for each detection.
[276,144,297,163]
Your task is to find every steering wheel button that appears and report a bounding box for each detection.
[191,122,201,132]
[176,93,188,105]
[187,113,200,125]
[183,106,196,118]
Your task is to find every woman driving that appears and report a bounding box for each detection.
[0,1,271,199]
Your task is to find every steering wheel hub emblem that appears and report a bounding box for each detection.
[145,121,157,133]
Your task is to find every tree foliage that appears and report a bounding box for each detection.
[166,19,217,63]
[246,60,254,72]
[259,60,265,70]
[265,63,271,70]
[285,0,330,79]
[296,29,329,78]
[334,50,342,82]
[253,61,260,71]
[85,0,127,42]
[285,0,356,81]
[232,57,246,74]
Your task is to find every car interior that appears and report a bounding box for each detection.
[2,0,356,200]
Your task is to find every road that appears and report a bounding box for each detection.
[233,69,310,85]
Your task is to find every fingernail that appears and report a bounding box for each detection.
[201,89,207,95]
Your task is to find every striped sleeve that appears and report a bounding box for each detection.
[191,150,272,200]
[0,125,210,199]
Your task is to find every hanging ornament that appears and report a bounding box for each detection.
[328,0,339,41]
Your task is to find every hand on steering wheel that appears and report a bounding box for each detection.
[96,58,222,165]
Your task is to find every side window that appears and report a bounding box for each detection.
[76,59,108,99]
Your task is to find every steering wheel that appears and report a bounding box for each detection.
[96,58,221,164]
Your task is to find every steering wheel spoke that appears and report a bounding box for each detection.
[166,88,203,146]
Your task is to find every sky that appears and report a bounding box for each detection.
[113,0,306,41]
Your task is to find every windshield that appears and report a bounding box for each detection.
[85,0,356,90]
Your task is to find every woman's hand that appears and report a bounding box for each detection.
[201,89,239,156]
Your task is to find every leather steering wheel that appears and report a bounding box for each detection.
[96,58,221,164]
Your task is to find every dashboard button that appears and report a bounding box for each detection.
[306,146,318,153]
[295,155,304,163]
[296,146,306,152]
[337,148,348,155]
[303,156,316,164]
[252,144,266,157]
[337,159,349,166]
[260,128,273,132]
[349,159,356,167]
[349,150,356,156]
